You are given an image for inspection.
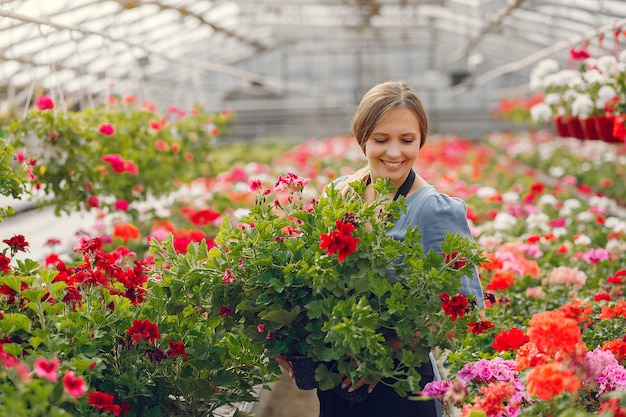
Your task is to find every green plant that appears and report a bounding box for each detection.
[153,172,486,397]
[3,96,233,217]
[0,136,27,222]
[0,233,268,416]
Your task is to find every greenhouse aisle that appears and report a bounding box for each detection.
[253,374,319,417]
[0,196,99,262]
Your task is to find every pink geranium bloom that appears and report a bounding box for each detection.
[34,357,60,382]
[36,95,54,110]
[62,371,88,397]
[114,199,129,211]
[98,123,116,136]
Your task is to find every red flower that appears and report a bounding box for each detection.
[126,319,161,344]
[594,292,612,302]
[319,220,359,262]
[468,320,494,334]
[166,340,189,361]
[0,253,11,273]
[88,391,121,416]
[492,327,529,352]
[219,306,233,317]
[188,208,221,226]
[439,292,468,322]
[86,196,100,208]
[443,251,468,269]
[2,234,29,253]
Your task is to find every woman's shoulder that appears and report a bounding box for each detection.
[406,186,467,217]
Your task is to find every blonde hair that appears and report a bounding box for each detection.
[337,80,428,195]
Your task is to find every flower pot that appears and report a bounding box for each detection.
[610,114,626,144]
[287,355,320,390]
[566,116,585,140]
[594,115,621,143]
[581,117,601,140]
[554,116,570,137]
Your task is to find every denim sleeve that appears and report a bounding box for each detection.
[413,193,485,308]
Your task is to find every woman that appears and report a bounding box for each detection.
[277,80,484,417]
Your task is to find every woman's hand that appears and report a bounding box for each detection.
[339,376,378,394]
[275,354,295,383]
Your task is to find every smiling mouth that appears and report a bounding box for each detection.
[382,161,403,168]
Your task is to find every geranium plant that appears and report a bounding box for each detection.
[0,233,269,416]
[153,172,487,398]
[4,95,233,217]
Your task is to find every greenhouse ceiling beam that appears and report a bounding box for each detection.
[0,8,325,97]
[136,0,268,52]
[449,17,626,95]
[438,0,526,70]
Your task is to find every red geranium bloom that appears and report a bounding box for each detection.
[439,292,468,322]
[166,340,189,361]
[468,320,494,334]
[88,391,121,416]
[0,253,11,273]
[319,220,359,262]
[126,319,161,344]
[443,251,468,269]
[492,327,529,352]
[2,234,29,253]
[188,208,221,226]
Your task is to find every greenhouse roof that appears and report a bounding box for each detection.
[1,0,626,112]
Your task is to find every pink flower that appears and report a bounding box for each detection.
[582,248,610,265]
[526,286,545,299]
[98,123,115,136]
[114,199,129,211]
[62,371,88,398]
[36,95,54,110]
[548,218,566,228]
[34,357,60,382]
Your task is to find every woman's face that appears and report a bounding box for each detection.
[365,107,421,189]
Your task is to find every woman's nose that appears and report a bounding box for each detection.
[385,142,402,157]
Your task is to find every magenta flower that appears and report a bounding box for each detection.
[34,357,60,382]
[114,199,129,211]
[98,123,116,136]
[62,371,88,398]
[35,95,54,110]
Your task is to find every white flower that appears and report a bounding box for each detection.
[526,212,550,231]
[501,191,519,203]
[597,85,617,109]
[571,94,595,118]
[544,92,562,106]
[475,186,499,199]
[573,234,592,245]
[548,166,565,177]
[529,59,560,90]
[493,212,518,231]
[530,103,553,122]
[576,211,594,222]
[537,194,558,207]
[596,55,621,77]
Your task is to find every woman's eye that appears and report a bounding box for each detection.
[372,138,386,143]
